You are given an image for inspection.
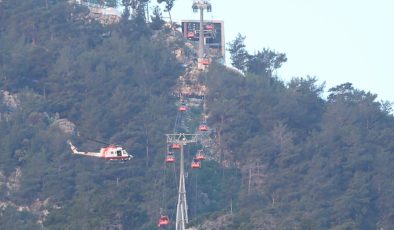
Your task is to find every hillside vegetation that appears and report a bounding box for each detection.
[1,1,394,230]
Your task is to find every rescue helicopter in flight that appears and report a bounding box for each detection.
[67,140,133,161]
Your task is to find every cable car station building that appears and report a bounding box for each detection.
[181,20,225,63]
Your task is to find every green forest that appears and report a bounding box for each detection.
[1,0,394,229]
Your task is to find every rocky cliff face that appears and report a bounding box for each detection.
[69,1,121,25]
[0,90,76,226]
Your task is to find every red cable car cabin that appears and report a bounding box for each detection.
[191,159,201,169]
[158,215,170,227]
[206,24,214,30]
[171,143,181,150]
[199,124,208,131]
[201,59,210,65]
[187,31,195,39]
[179,105,187,112]
[196,151,205,161]
[165,152,175,163]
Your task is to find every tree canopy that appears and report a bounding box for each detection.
[227,33,287,77]
[0,1,394,229]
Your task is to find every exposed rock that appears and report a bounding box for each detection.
[175,67,208,98]
[6,167,22,192]
[0,198,51,226]
[51,118,76,134]
[1,90,20,109]
[0,201,29,212]
[0,171,6,189]
[175,48,186,62]
[14,149,27,162]
[87,6,121,25]
[69,1,121,25]
[31,198,51,225]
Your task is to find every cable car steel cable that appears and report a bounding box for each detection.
[194,172,198,218]
[173,111,182,133]
[158,144,171,228]
[165,44,213,228]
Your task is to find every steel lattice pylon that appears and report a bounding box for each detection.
[166,133,201,230]
[192,0,212,70]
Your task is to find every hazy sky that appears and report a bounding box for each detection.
[168,0,394,102]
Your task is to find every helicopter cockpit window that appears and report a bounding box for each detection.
[116,150,122,156]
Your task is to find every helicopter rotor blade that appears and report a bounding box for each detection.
[77,134,111,146]
[87,138,110,146]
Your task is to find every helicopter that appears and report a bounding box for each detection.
[67,140,133,161]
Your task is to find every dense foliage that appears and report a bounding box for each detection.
[228,33,287,77]
[1,0,394,229]
[204,63,394,229]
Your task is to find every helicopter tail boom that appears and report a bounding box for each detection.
[67,140,102,157]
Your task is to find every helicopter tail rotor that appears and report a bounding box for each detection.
[67,140,78,154]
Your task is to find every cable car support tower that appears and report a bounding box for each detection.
[166,133,201,230]
[192,0,212,70]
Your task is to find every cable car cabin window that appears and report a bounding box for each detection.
[117,150,122,156]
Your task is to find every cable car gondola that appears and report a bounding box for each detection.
[187,31,195,39]
[199,124,208,131]
[201,58,210,66]
[206,24,214,31]
[158,215,170,227]
[171,143,181,150]
[196,150,205,161]
[191,159,201,169]
[165,152,175,163]
[179,104,187,112]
